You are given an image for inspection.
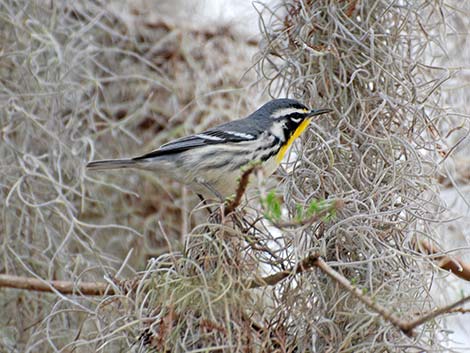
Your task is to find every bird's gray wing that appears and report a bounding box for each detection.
[133,125,257,160]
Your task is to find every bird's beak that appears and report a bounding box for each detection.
[307,108,333,117]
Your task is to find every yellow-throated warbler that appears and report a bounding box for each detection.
[86,99,332,198]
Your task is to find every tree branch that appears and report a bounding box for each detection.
[246,253,470,337]
[399,294,470,333]
[4,251,469,336]
[312,257,410,334]
[0,274,115,296]
[314,257,470,336]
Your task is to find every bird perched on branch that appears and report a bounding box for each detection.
[86,99,332,199]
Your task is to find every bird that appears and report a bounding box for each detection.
[86,98,332,199]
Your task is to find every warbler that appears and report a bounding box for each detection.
[86,99,332,199]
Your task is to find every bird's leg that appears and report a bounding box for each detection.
[197,193,213,216]
[195,178,224,202]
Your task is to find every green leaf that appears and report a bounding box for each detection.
[263,191,282,221]
[295,204,304,221]
[306,199,320,217]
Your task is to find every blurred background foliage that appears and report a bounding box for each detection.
[1,0,469,352]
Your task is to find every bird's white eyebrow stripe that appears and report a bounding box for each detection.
[196,134,224,141]
[271,107,308,118]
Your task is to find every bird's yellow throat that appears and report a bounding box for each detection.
[276,118,312,164]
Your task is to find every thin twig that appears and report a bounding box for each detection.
[313,257,410,334]
[448,307,470,314]
[399,295,470,333]
[314,257,470,336]
[419,240,470,281]
[0,274,115,296]
[224,165,260,215]
[245,252,320,288]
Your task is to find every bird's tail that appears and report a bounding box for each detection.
[86,158,138,171]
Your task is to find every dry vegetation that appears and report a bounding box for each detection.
[1,0,469,352]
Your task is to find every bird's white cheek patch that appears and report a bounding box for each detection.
[270,121,286,141]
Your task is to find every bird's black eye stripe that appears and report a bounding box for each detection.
[288,112,306,123]
[288,112,305,123]
[282,113,306,134]
[273,111,307,122]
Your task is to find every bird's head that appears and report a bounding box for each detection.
[254,98,332,143]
